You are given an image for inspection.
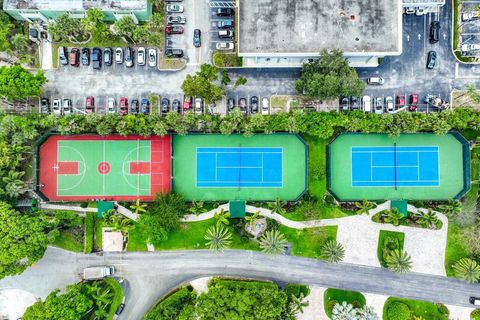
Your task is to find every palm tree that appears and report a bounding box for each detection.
[289,292,309,316]
[357,305,379,320]
[267,198,287,215]
[189,200,205,215]
[385,249,412,274]
[130,199,147,214]
[214,208,230,226]
[438,199,462,217]
[384,208,404,226]
[417,209,439,229]
[102,208,116,220]
[204,225,232,251]
[355,199,375,215]
[245,211,260,229]
[332,302,357,320]
[453,258,480,283]
[112,217,133,234]
[321,240,345,263]
[3,170,27,198]
[258,230,288,255]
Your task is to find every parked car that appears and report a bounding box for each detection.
[396,95,406,107]
[470,297,480,306]
[130,99,139,115]
[172,99,181,113]
[92,47,102,69]
[216,42,234,50]
[166,4,184,13]
[119,97,128,115]
[165,25,184,34]
[362,95,371,112]
[40,98,50,114]
[261,97,269,115]
[165,49,184,58]
[115,48,124,64]
[217,20,234,29]
[69,48,80,67]
[62,98,73,115]
[374,97,383,114]
[462,12,480,21]
[81,48,90,66]
[426,50,437,69]
[107,97,116,114]
[115,303,125,316]
[194,97,203,114]
[148,48,157,67]
[409,94,419,111]
[167,15,186,24]
[385,96,394,112]
[227,98,235,112]
[141,98,150,115]
[125,47,134,67]
[193,29,201,47]
[161,98,170,114]
[216,8,234,16]
[52,99,62,115]
[59,46,68,66]
[239,98,247,114]
[218,30,234,39]
[250,96,259,113]
[85,96,95,113]
[429,21,440,44]
[137,47,146,66]
[104,47,112,66]
[366,77,384,85]
[183,96,192,110]
[350,96,359,110]
[340,96,349,111]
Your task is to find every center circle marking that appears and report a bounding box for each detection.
[98,162,111,174]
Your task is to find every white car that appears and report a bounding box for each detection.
[385,96,394,112]
[166,4,184,13]
[115,48,123,64]
[216,42,234,51]
[52,99,62,115]
[62,99,72,115]
[107,97,116,114]
[194,98,203,114]
[362,95,371,112]
[366,77,384,85]
[148,48,157,67]
[137,47,146,66]
[261,97,269,115]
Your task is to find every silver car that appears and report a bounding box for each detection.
[107,97,116,114]
[374,97,384,114]
[137,47,146,66]
[115,48,123,64]
[148,48,157,67]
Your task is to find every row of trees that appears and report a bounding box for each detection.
[0,10,34,64]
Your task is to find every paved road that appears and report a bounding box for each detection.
[1,247,478,320]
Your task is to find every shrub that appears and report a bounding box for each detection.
[84,212,95,253]
[386,302,411,320]
[326,299,338,313]
[436,303,449,316]
[471,308,480,320]
[351,300,361,308]
[284,283,310,298]
[144,286,196,320]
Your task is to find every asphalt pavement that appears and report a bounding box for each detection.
[1,247,479,320]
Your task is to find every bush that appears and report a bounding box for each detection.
[386,302,411,320]
[144,286,196,320]
[84,212,94,253]
[471,308,480,320]
[351,300,361,308]
[284,283,310,298]
[326,299,338,313]
[436,303,449,316]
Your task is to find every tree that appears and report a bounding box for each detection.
[267,197,287,215]
[417,209,439,229]
[0,12,13,51]
[295,49,365,100]
[130,199,147,214]
[81,8,109,40]
[113,16,137,42]
[204,225,232,251]
[385,250,412,274]
[466,83,480,104]
[438,199,462,217]
[0,65,47,101]
[384,208,404,226]
[355,199,374,215]
[181,64,225,104]
[453,258,480,283]
[332,302,358,320]
[221,69,231,86]
[233,76,247,89]
[245,211,261,229]
[214,208,230,226]
[259,230,288,255]
[11,34,29,52]
[188,200,205,215]
[48,13,84,41]
[2,170,27,198]
[288,292,309,316]
[321,240,345,263]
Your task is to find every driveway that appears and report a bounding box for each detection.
[0,247,479,320]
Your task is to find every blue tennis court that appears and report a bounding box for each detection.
[196,147,283,187]
[351,146,439,187]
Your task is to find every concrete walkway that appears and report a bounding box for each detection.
[39,203,97,213]
[116,204,139,221]
[40,39,53,70]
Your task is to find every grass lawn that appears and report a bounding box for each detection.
[464,147,480,210]
[127,225,148,251]
[280,225,337,259]
[104,278,124,320]
[324,288,366,318]
[51,228,84,253]
[95,218,104,250]
[377,230,405,267]
[445,221,469,276]
[383,297,449,320]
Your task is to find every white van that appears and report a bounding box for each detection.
[362,96,371,112]
[366,77,384,85]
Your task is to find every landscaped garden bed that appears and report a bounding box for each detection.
[383,297,449,320]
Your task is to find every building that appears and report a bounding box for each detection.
[3,0,151,23]
[403,0,445,15]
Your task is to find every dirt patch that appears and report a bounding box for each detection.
[452,90,480,109]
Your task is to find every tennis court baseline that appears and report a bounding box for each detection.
[352,146,439,187]
[196,147,283,187]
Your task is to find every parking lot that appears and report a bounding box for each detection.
[208,0,236,53]
[458,1,480,57]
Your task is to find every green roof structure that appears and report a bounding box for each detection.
[229,200,246,218]
[98,201,114,218]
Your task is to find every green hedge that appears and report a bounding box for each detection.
[323,288,366,318]
[284,283,310,298]
[386,302,411,320]
[377,230,405,267]
[84,212,95,253]
[144,286,196,320]
[383,297,449,320]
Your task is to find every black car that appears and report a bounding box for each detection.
[92,47,102,70]
[350,96,359,110]
[340,96,349,111]
[250,96,259,113]
[172,99,181,113]
[161,98,170,114]
[227,98,235,111]
[429,21,440,44]
[141,98,150,115]
[81,48,90,66]
[125,47,134,67]
[40,98,50,113]
[426,50,437,69]
[193,29,201,48]
[216,8,234,16]
[115,303,125,315]
[104,47,112,66]
[130,99,139,114]
[165,49,184,58]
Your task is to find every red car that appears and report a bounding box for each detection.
[183,96,192,110]
[85,96,95,113]
[120,97,128,115]
[409,94,419,111]
[165,26,184,34]
[396,95,406,107]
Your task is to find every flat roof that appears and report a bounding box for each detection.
[238,0,402,56]
[4,0,146,11]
